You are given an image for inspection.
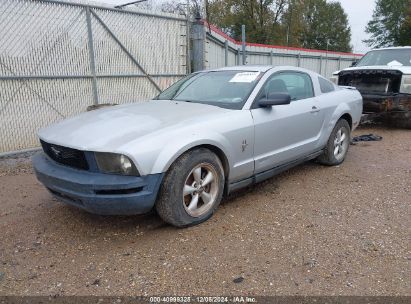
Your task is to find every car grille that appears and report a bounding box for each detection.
[40,140,89,170]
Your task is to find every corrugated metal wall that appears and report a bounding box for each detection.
[205,25,362,78]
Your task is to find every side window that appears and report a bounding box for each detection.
[259,72,314,101]
[319,77,336,93]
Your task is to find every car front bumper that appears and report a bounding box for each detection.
[32,152,164,215]
[362,93,411,113]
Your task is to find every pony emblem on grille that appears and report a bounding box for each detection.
[50,146,62,158]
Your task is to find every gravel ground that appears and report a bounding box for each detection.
[0,126,409,296]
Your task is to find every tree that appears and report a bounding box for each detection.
[157,0,205,17]
[207,0,288,44]
[160,0,352,51]
[398,5,411,46]
[364,0,409,48]
[283,0,352,52]
[160,0,187,15]
[208,0,351,51]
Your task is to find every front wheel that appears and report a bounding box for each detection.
[156,148,225,227]
[318,119,351,166]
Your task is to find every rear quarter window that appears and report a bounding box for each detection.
[319,77,336,93]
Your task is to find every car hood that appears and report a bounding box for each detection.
[335,65,411,75]
[38,100,231,152]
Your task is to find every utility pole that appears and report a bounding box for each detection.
[192,11,206,72]
[325,38,329,76]
[186,0,191,73]
[241,24,246,65]
[286,25,290,46]
[204,0,209,19]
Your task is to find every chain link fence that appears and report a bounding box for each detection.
[0,0,189,154]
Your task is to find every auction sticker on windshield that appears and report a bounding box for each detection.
[229,72,260,83]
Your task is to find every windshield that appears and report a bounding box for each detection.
[155,70,263,109]
[356,49,411,67]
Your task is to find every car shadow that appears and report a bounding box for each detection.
[59,205,168,231]
[49,159,323,236]
[222,160,320,205]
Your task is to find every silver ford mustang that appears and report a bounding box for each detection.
[32,66,362,227]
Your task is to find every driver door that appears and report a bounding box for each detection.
[251,71,325,174]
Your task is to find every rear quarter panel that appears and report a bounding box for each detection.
[316,88,362,149]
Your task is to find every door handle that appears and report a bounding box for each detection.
[310,106,320,113]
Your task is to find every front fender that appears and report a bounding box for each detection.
[151,132,233,174]
[119,109,255,179]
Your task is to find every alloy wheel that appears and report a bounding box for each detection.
[333,127,349,161]
[183,163,219,217]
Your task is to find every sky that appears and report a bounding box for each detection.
[88,0,376,54]
[333,0,375,54]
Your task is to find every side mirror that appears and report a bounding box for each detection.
[350,60,358,67]
[258,93,291,107]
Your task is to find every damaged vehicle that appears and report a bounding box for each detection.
[331,47,411,128]
[32,66,362,227]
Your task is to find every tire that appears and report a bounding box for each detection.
[317,119,351,166]
[156,148,225,227]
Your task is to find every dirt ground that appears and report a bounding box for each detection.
[0,126,409,296]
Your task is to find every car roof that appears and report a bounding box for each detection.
[203,65,317,75]
[370,46,411,51]
[207,65,273,72]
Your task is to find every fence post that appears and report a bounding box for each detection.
[241,24,246,65]
[325,39,330,77]
[270,50,273,65]
[338,56,341,70]
[185,1,191,74]
[191,13,206,72]
[237,48,241,65]
[297,53,301,67]
[224,40,228,66]
[319,55,323,75]
[85,7,99,105]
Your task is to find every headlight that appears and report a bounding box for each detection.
[95,152,139,176]
[330,75,339,85]
[400,74,411,94]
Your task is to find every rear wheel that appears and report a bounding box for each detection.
[156,148,224,227]
[318,119,351,166]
